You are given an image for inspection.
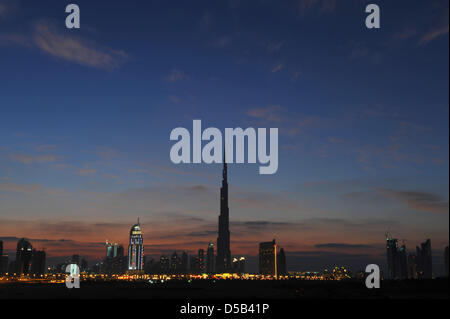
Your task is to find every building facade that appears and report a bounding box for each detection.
[259,239,277,276]
[128,219,144,272]
[216,157,231,273]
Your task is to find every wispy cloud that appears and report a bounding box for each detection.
[9,153,58,164]
[33,21,128,69]
[0,20,128,70]
[77,168,97,176]
[378,189,449,214]
[0,181,41,193]
[246,105,283,123]
[314,243,374,249]
[417,24,449,46]
[271,63,284,73]
[167,69,189,83]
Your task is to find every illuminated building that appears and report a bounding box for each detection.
[232,256,245,274]
[15,238,33,274]
[128,219,144,271]
[216,155,231,273]
[259,239,277,276]
[206,243,214,274]
[332,266,351,280]
[170,251,181,273]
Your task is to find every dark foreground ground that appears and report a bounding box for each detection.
[0,278,448,299]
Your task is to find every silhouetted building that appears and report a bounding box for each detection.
[232,257,245,274]
[15,238,33,274]
[181,251,188,273]
[259,239,277,276]
[30,249,46,275]
[80,258,88,272]
[277,248,287,276]
[397,244,408,279]
[71,254,80,265]
[0,240,2,258]
[445,246,449,277]
[170,251,181,273]
[206,243,214,274]
[216,156,231,273]
[160,255,169,273]
[386,237,408,279]
[416,239,432,279]
[189,256,198,273]
[407,254,418,279]
[128,219,144,271]
[0,254,8,275]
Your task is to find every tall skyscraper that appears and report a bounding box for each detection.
[181,251,188,273]
[259,239,277,276]
[216,155,231,273]
[386,236,408,279]
[15,238,33,275]
[206,243,215,274]
[30,249,46,275]
[170,251,181,273]
[128,219,144,271]
[0,254,8,275]
[0,240,3,258]
[277,248,287,276]
[416,239,432,279]
[386,237,398,279]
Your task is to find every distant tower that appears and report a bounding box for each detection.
[416,239,432,279]
[259,239,277,276]
[386,236,399,279]
[216,154,231,273]
[128,219,144,271]
[15,238,33,275]
[31,249,46,275]
[277,248,287,276]
[181,251,188,273]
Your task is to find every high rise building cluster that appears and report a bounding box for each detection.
[0,238,46,275]
[386,235,434,279]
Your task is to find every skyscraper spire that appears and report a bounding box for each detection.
[216,156,231,273]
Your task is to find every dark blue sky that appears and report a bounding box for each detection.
[0,0,448,273]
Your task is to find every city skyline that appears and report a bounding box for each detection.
[0,0,449,275]
[0,162,448,275]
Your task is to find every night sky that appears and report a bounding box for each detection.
[0,0,448,274]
